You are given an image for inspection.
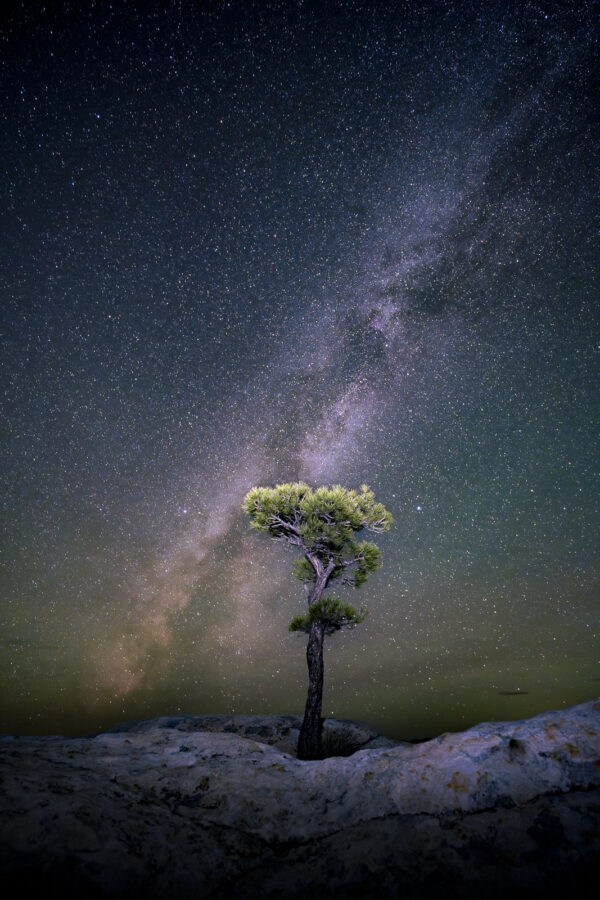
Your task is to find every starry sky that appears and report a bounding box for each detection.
[1,0,599,740]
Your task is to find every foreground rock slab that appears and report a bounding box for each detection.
[1,700,599,899]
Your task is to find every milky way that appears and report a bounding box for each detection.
[1,0,599,739]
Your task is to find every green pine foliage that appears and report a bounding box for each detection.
[289,596,367,635]
[243,482,393,589]
[291,557,315,584]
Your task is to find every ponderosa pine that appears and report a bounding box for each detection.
[243,483,392,760]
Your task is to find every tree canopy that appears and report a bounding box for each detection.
[243,482,393,597]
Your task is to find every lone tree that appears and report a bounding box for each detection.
[243,482,393,760]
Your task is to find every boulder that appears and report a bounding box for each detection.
[1,700,599,899]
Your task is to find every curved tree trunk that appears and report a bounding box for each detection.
[297,557,334,760]
[297,620,325,760]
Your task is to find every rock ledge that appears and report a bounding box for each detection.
[1,700,599,899]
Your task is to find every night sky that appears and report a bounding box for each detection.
[1,0,599,741]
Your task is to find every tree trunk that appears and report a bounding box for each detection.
[297,557,334,760]
[297,619,325,760]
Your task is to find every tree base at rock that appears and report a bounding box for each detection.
[297,715,323,760]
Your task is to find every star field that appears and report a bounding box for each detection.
[1,0,599,739]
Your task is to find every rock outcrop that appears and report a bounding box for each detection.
[1,700,599,899]
[105,712,402,756]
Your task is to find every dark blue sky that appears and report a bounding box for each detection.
[1,0,599,738]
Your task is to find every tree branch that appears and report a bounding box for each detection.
[268,514,302,536]
[273,533,304,548]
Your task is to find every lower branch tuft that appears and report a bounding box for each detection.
[289,596,367,636]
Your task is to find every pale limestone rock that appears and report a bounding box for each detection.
[1,700,599,898]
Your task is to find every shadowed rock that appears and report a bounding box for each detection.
[1,700,599,899]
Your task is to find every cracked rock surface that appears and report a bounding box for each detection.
[1,701,599,898]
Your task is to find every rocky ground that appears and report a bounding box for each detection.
[1,701,599,899]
